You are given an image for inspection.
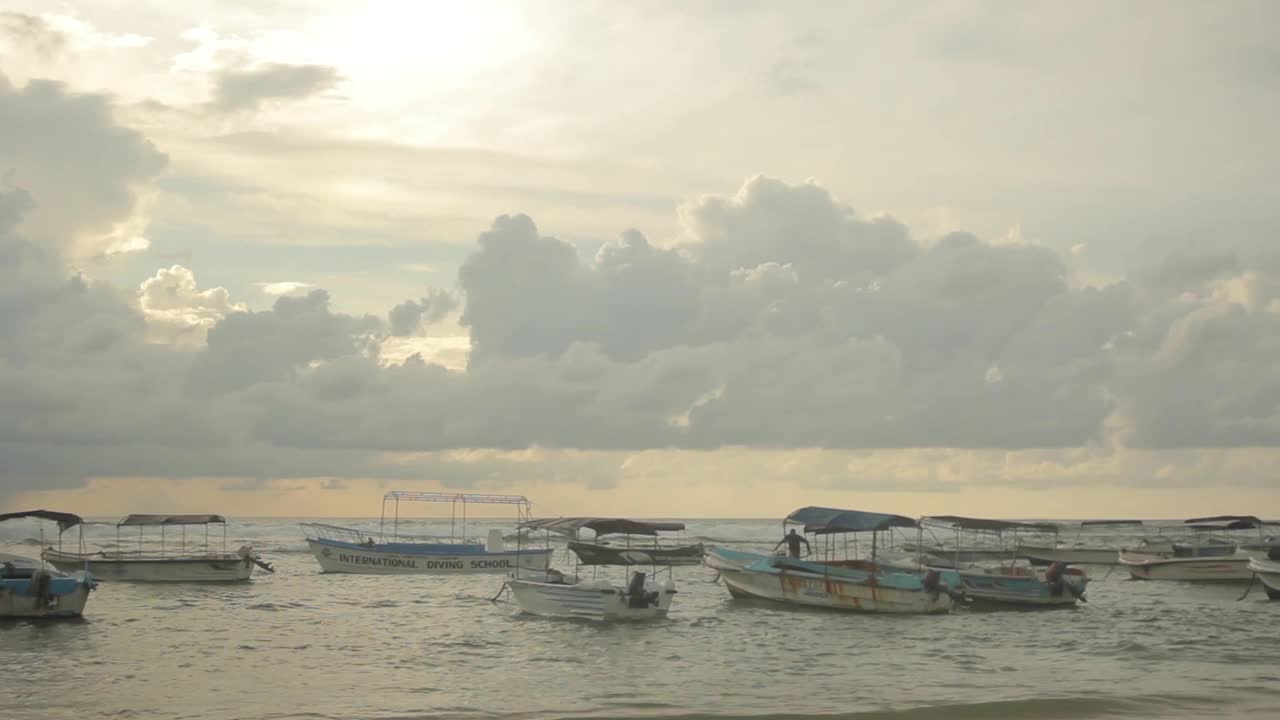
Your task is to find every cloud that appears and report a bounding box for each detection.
[257,281,317,296]
[0,13,69,60]
[138,264,246,346]
[388,288,458,336]
[5,76,1280,506]
[210,63,340,113]
[0,76,167,258]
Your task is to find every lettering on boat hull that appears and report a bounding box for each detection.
[307,540,552,575]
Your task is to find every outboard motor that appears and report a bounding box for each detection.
[625,571,659,609]
[922,569,967,603]
[922,570,942,596]
[237,545,275,573]
[29,568,54,607]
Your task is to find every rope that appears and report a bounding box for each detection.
[1237,574,1256,601]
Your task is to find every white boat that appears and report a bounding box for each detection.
[709,507,960,614]
[302,492,552,575]
[1118,515,1264,581]
[1,510,96,618]
[1119,550,1254,581]
[1018,545,1120,565]
[1017,519,1145,566]
[43,514,271,582]
[1247,550,1280,600]
[502,518,681,620]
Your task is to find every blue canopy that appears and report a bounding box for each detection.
[785,506,919,535]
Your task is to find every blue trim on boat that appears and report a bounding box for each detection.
[1,576,87,596]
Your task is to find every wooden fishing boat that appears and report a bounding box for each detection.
[502,518,680,620]
[1248,548,1280,600]
[44,514,272,582]
[923,516,1087,607]
[1119,516,1263,581]
[1,510,96,618]
[560,518,702,566]
[709,506,960,614]
[1017,520,1146,566]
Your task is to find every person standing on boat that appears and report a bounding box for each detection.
[775,529,810,559]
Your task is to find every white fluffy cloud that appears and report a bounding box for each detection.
[138,265,245,346]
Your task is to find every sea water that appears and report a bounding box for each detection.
[2,518,1277,720]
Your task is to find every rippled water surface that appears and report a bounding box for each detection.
[3,518,1278,720]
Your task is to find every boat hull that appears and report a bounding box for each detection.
[508,578,675,620]
[709,549,952,614]
[43,550,254,582]
[953,568,1088,606]
[1119,551,1253,581]
[307,539,552,574]
[0,573,93,618]
[1248,558,1280,599]
[567,540,705,566]
[1017,545,1119,566]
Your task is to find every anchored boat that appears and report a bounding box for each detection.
[1,510,96,618]
[43,514,272,582]
[1119,516,1265,581]
[1017,520,1146,566]
[559,518,702,566]
[1247,547,1280,600]
[923,516,1087,607]
[708,506,960,614]
[501,518,681,620]
[301,492,552,575]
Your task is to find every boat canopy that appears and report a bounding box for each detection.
[521,517,686,537]
[117,514,226,526]
[1184,515,1261,525]
[924,515,1058,533]
[1185,517,1261,531]
[0,509,83,531]
[1081,519,1144,527]
[785,506,918,535]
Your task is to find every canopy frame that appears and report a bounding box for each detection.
[115,514,227,559]
[921,515,1059,569]
[0,509,86,567]
[380,492,534,544]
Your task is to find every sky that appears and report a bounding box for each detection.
[2,0,1279,520]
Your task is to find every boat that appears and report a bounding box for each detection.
[707,507,960,614]
[1,510,96,618]
[923,516,1088,607]
[1247,547,1280,600]
[301,492,553,574]
[1018,520,1145,566]
[43,514,272,582]
[1118,516,1264,581]
[905,543,1013,564]
[501,518,680,620]
[559,519,703,566]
